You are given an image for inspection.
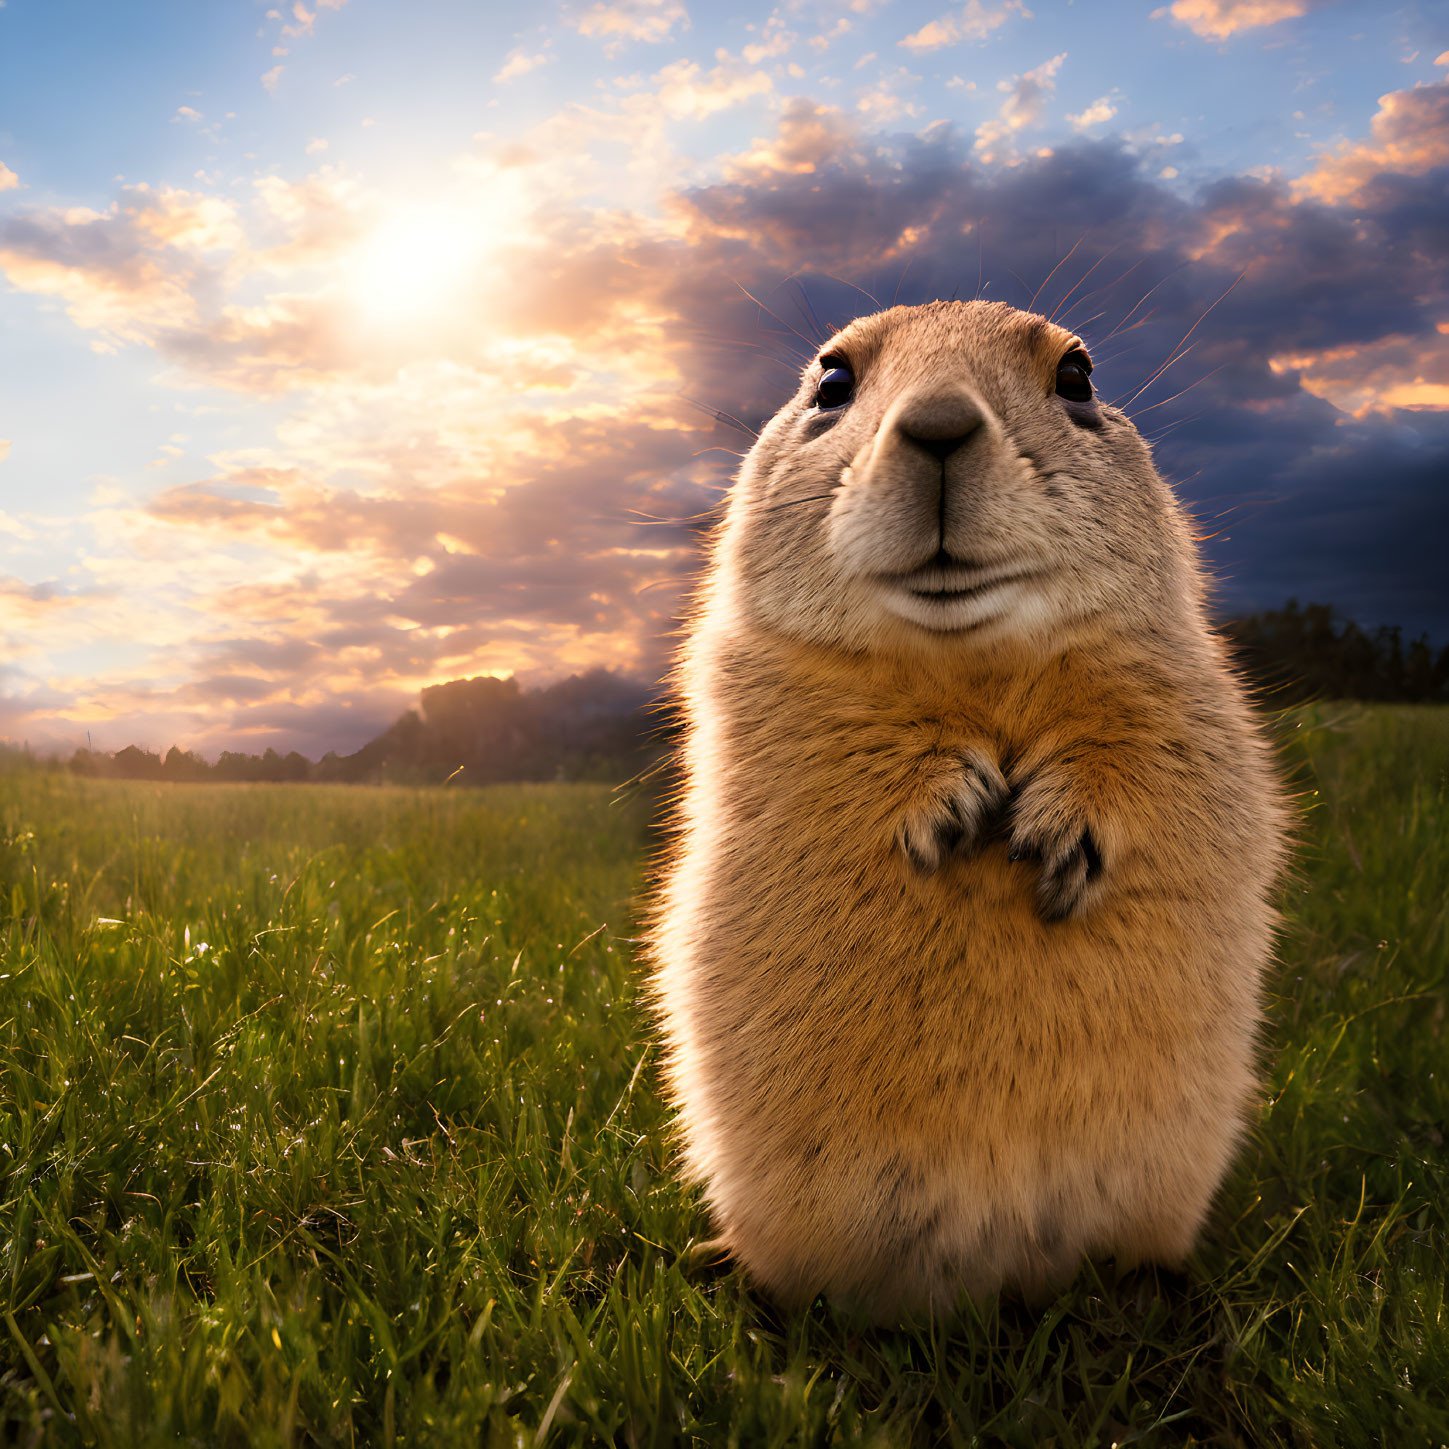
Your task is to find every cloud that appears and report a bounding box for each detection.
[0,440,9,462]
[974,52,1066,161]
[281,1,316,38]
[645,57,772,121]
[1150,0,1316,40]
[0,201,203,342]
[6,68,1449,755]
[494,48,551,82]
[662,113,1448,637]
[251,165,368,269]
[741,16,794,64]
[0,161,19,191]
[0,169,362,384]
[899,0,1030,53]
[172,106,204,123]
[855,67,922,124]
[573,0,688,54]
[1293,80,1449,204]
[254,0,348,97]
[722,98,864,178]
[0,578,93,639]
[1269,328,1449,417]
[1066,93,1119,130]
[129,184,245,251]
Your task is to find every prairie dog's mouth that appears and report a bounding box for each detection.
[875,561,1043,631]
[894,560,1036,596]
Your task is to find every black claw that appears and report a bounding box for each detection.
[936,797,968,856]
[1033,829,1103,923]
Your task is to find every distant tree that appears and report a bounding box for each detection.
[214,751,259,782]
[162,746,210,782]
[420,676,531,779]
[46,626,1448,791]
[1222,600,1449,704]
[112,746,164,780]
[67,749,111,778]
[313,750,346,782]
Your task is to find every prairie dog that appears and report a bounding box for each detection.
[648,300,1291,1323]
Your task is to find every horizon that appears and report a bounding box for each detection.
[2,0,1446,758]
[16,595,1449,765]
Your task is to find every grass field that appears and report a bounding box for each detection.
[1,704,1446,1447]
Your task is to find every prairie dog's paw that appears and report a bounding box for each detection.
[1008,768,1106,922]
[898,746,1008,875]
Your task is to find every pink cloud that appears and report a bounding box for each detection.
[1294,80,1449,204]
[573,0,688,54]
[1151,0,1316,41]
[899,1,1030,54]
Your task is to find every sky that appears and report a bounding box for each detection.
[0,0,1445,757]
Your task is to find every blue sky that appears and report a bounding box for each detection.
[1,0,1446,754]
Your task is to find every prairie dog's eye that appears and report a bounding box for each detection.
[1055,349,1093,403]
[814,356,855,410]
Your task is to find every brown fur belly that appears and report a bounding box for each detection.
[662,819,1260,1318]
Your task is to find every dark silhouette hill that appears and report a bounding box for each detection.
[313,669,659,784]
[46,606,1448,785]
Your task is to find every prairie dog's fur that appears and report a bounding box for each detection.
[648,300,1290,1324]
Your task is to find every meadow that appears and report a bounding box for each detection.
[0,704,1445,1447]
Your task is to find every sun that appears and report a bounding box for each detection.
[347,203,489,327]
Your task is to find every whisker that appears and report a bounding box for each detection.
[734,280,822,357]
[1141,410,1203,445]
[1048,244,1121,325]
[1063,307,1110,335]
[809,268,883,312]
[635,574,700,595]
[1115,270,1246,411]
[678,394,761,440]
[689,331,811,365]
[763,492,837,513]
[1098,264,1188,345]
[1129,365,1227,419]
[891,258,913,308]
[1112,342,1198,410]
[788,278,829,345]
[1028,233,1088,316]
[1057,257,1146,330]
[625,507,724,525]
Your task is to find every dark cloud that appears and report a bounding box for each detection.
[566,96,1449,638]
[82,79,1448,759]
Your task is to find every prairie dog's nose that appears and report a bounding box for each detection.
[891,388,986,462]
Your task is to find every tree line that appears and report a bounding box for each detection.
[15,603,1448,786]
[58,668,661,785]
[1218,600,1449,705]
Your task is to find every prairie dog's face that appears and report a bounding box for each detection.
[717,300,1191,656]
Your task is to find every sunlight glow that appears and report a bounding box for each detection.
[347,204,490,327]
